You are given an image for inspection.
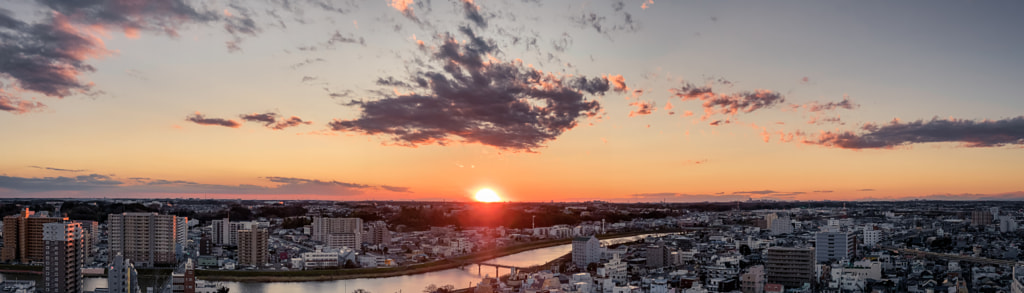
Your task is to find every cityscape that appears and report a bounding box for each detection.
[1,199,1024,293]
[2,0,1024,293]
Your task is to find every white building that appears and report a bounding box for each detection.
[816,231,855,263]
[862,225,882,246]
[768,216,793,235]
[572,235,600,268]
[107,253,140,293]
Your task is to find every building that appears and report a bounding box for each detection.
[646,243,671,268]
[72,220,99,261]
[311,217,362,245]
[973,210,994,226]
[816,231,856,263]
[600,253,628,284]
[107,212,179,267]
[2,208,67,263]
[367,221,390,245]
[741,265,766,293]
[571,235,600,268]
[171,258,196,293]
[768,216,793,235]
[42,222,85,293]
[199,234,212,256]
[108,253,140,293]
[1001,216,1018,233]
[176,217,189,247]
[764,247,815,289]
[237,228,268,267]
[862,225,882,246]
[312,217,362,249]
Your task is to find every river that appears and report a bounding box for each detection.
[0,234,657,293]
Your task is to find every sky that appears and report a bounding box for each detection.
[1,0,1023,202]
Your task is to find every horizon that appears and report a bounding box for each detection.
[2,1,1023,202]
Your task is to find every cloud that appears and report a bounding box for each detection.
[0,173,121,192]
[684,159,707,165]
[239,112,312,130]
[671,82,785,124]
[240,112,277,125]
[857,188,875,192]
[271,116,313,130]
[37,0,219,37]
[802,96,859,112]
[0,92,47,114]
[809,116,1024,149]
[388,0,419,22]
[570,1,639,36]
[0,9,109,99]
[185,112,242,128]
[460,0,487,28]
[628,100,655,117]
[630,192,750,203]
[0,173,410,197]
[605,74,627,92]
[29,166,86,172]
[329,27,606,151]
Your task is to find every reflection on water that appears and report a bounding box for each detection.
[0,234,655,293]
[221,234,654,293]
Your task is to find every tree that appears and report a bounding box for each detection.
[423,284,437,293]
[739,244,751,256]
[216,288,229,293]
[353,290,370,293]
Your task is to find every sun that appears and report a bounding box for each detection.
[474,188,502,203]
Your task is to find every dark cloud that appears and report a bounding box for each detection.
[290,58,326,69]
[671,82,785,123]
[857,189,875,191]
[814,190,834,193]
[734,190,779,195]
[0,173,121,192]
[0,8,107,98]
[271,116,312,130]
[570,2,638,37]
[29,166,86,172]
[628,101,655,117]
[185,112,242,128]
[240,112,278,125]
[684,159,708,165]
[147,179,198,185]
[297,31,365,51]
[239,112,311,130]
[630,192,750,203]
[460,0,487,28]
[329,27,606,151]
[803,97,859,112]
[264,176,410,193]
[810,116,1024,149]
[37,0,218,37]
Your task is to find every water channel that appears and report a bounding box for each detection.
[0,234,658,293]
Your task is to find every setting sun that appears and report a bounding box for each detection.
[474,188,502,202]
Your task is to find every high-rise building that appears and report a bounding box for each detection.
[199,234,212,256]
[571,235,600,267]
[973,210,994,226]
[2,208,67,263]
[765,247,815,289]
[816,231,856,263]
[107,212,179,267]
[1001,216,1018,233]
[862,225,882,246]
[312,217,362,249]
[42,222,85,293]
[73,220,99,262]
[211,219,265,246]
[367,221,391,245]
[768,216,793,235]
[108,252,140,293]
[176,217,189,247]
[171,258,196,293]
[238,228,268,267]
[646,243,671,268]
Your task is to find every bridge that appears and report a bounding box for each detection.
[471,262,525,277]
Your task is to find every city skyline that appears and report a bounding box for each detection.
[2,1,1023,202]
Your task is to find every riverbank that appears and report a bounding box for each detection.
[197,229,679,282]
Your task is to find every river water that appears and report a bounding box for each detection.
[0,234,654,293]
